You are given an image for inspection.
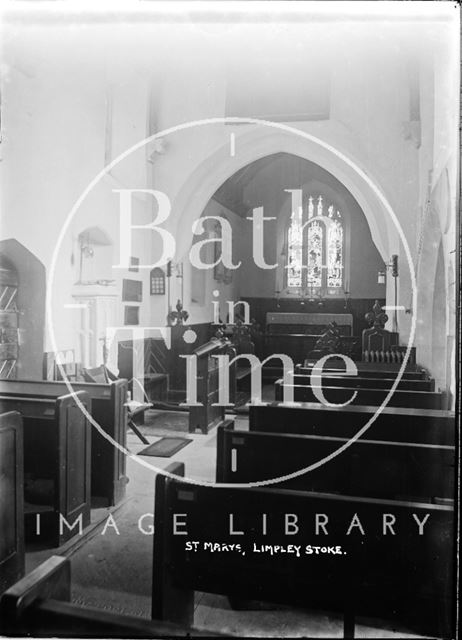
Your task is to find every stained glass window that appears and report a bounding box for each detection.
[327,218,343,288]
[286,194,344,292]
[287,206,303,288]
[307,220,323,287]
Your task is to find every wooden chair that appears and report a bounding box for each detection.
[360,300,416,364]
[82,365,151,445]
[81,364,113,384]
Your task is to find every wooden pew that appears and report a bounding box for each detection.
[0,394,91,547]
[152,474,454,637]
[216,425,454,502]
[249,402,455,446]
[288,373,435,392]
[274,379,443,409]
[0,379,128,506]
[0,461,223,638]
[0,412,24,595]
[297,364,428,380]
[0,556,223,638]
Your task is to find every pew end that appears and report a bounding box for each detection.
[152,474,454,638]
[216,419,236,483]
[0,555,70,634]
[0,411,25,596]
[0,378,129,507]
[152,461,195,627]
[0,555,227,637]
[0,393,92,548]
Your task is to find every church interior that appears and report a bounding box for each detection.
[0,2,459,638]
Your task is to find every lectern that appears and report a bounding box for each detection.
[189,338,236,434]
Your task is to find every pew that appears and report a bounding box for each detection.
[298,363,428,380]
[0,393,91,547]
[152,474,454,637]
[249,402,455,446]
[0,412,24,595]
[288,373,435,392]
[216,425,454,502]
[0,378,128,506]
[0,556,224,638]
[274,379,443,409]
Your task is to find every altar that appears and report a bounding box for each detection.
[265,312,354,336]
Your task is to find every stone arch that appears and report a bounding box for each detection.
[414,196,447,385]
[0,238,46,379]
[77,226,113,247]
[171,127,391,263]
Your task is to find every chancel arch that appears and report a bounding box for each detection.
[184,153,385,318]
[171,126,392,265]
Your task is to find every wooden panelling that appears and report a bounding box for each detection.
[0,393,91,547]
[0,379,128,507]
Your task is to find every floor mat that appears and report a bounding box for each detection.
[138,437,191,457]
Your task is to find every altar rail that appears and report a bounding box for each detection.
[258,334,361,364]
[242,297,383,335]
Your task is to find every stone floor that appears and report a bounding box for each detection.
[25,408,425,638]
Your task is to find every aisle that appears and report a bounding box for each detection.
[68,426,217,618]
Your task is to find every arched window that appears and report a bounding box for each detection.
[286,194,344,293]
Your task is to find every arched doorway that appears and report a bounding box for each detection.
[0,239,46,379]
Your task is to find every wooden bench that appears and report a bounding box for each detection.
[216,424,454,502]
[274,379,443,409]
[249,402,455,445]
[288,373,435,392]
[0,393,91,547]
[0,556,223,638]
[0,412,24,595]
[152,474,454,637]
[0,379,128,506]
